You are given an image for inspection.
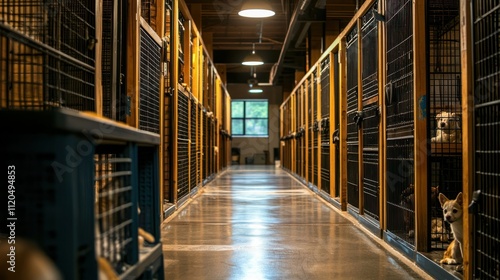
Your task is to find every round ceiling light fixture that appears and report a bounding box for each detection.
[238,1,275,18]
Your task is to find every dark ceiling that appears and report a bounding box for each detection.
[184,0,361,88]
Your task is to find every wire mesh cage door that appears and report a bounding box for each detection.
[94,144,138,275]
[102,0,127,121]
[190,99,197,190]
[346,26,360,210]
[0,0,96,111]
[139,26,161,134]
[472,0,500,278]
[320,56,331,194]
[361,4,380,222]
[385,0,415,245]
[177,91,190,200]
[426,0,461,251]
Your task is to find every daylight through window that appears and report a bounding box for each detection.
[231,100,268,136]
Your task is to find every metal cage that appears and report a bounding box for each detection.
[472,0,500,278]
[385,0,415,244]
[361,4,380,222]
[346,27,360,209]
[139,27,161,134]
[426,0,462,252]
[0,0,96,111]
[177,90,190,200]
[94,148,136,272]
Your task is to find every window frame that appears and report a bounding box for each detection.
[231,99,269,137]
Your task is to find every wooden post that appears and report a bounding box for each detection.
[413,0,428,252]
[157,0,166,217]
[171,0,179,204]
[127,0,141,128]
[339,39,348,211]
[357,19,364,215]
[303,83,308,183]
[315,68,321,190]
[95,0,103,115]
[460,0,473,277]
[378,0,387,231]
[329,51,337,197]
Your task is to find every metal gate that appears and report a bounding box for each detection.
[385,0,415,245]
[472,0,500,278]
[426,0,461,250]
[361,5,380,222]
[0,0,96,111]
[177,91,190,200]
[346,27,360,209]
[139,26,161,134]
[102,0,127,121]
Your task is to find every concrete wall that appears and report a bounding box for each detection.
[227,84,282,164]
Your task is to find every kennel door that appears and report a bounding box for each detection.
[346,26,360,210]
[471,0,500,278]
[385,0,416,246]
[361,5,380,223]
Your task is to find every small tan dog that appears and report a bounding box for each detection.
[439,192,463,270]
[431,111,461,143]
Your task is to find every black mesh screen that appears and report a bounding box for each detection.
[139,27,161,134]
[385,0,415,245]
[346,27,359,209]
[0,0,96,111]
[427,0,461,250]
[472,0,500,278]
[177,92,189,199]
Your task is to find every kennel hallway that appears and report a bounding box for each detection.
[161,165,430,279]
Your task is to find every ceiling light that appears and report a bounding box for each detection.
[249,87,263,93]
[243,44,264,66]
[242,51,264,66]
[238,1,275,18]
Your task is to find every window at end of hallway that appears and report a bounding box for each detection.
[231,100,268,137]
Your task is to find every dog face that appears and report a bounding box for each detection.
[439,192,463,224]
[436,111,460,131]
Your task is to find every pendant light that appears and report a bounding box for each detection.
[238,0,275,18]
[242,44,264,66]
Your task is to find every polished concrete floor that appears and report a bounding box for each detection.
[162,165,430,279]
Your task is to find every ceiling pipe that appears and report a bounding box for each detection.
[270,0,322,84]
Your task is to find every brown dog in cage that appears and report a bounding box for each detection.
[431,111,461,143]
[439,192,464,271]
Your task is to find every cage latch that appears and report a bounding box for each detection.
[354,111,364,126]
[332,129,340,143]
[385,81,393,105]
[126,96,131,116]
[468,190,482,215]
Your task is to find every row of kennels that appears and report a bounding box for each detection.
[279,0,499,279]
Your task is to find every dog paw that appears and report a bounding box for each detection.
[440,258,457,265]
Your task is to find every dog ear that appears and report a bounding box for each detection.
[456,192,463,206]
[439,193,449,206]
